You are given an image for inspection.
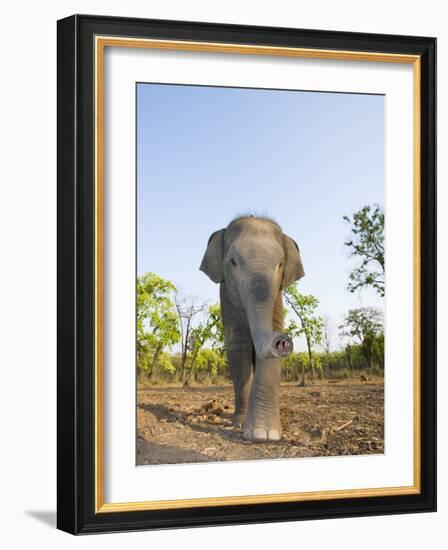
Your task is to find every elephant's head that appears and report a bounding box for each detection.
[200,216,305,360]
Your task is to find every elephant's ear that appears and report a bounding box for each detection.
[282,234,305,287]
[199,229,226,283]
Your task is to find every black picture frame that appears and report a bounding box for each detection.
[57,14,436,535]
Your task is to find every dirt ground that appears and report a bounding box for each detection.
[137,381,384,465]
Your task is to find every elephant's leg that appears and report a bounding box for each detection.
[227,344,254,428]
[243,294,284,442]
[243,356,282,441]
[221,284,253,428]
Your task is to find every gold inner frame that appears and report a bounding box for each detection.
[94,36,421,513]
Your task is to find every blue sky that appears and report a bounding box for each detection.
[137,83,384,351]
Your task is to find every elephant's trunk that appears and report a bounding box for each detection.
[243,271,293,360]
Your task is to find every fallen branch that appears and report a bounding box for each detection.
[335,420,353,432]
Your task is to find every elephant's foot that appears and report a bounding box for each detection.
[232,411,247,429]
[243,414,282,442]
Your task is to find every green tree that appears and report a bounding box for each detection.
[339,307,384,370]
[343,204,385,297]
[196,348,223,382]
[283,284,324,378]
[282,352,298,382]
[324,349,347,374]
[320,315,333,375]
[185,303,225,383]
[187,322,212,383]
[206,303,225,355]
[282,352,313,382]
[372,332,385,370]
[136,273,180,379]
[156,352,176,378]
[174,293,206,381]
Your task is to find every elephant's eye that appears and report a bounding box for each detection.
[279,262,284,270]
[230,258,237,268]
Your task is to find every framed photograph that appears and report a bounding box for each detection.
[57,14,436,534]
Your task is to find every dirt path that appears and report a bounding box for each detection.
[137,382,384,465]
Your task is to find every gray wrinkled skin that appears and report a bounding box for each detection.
[200,216,305,442]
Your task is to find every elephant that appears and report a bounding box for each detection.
[200,215,305,442]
